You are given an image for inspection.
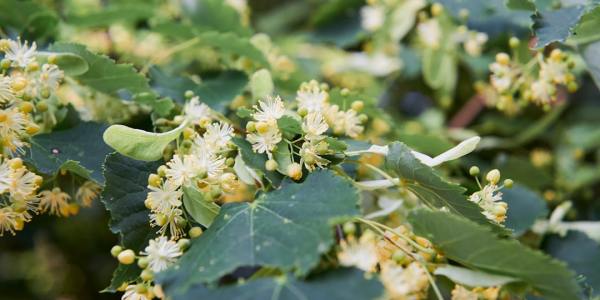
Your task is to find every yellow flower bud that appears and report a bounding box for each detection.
[26,124,40,135]
[182,127,195,140]
[48,54,57,65]
[111,245,123,257]
[141,269,154,281]
[148,174,161,187]
[486,169,501,184]
[9,158,23,169]
[19,102,34,114]
[265,159,278,171]
[431,3,443,16]
[117,249,136,265]
[189,226,204,238]
[351,100,364,112]
[11,77,27,91]
[36,100,48,112]
[287,163,302,180]
[549,49,563,61]
[14,218,24,231]
[255,121,270,134]
[495,53,510,65]
[157,165,168,177]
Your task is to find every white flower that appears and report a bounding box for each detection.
[147,181,182,213]
[8,167,39,201]
[38,63,64,91]
[253,95,285,122]
[489,62,513,93]
[141,236,182,273]
[203,122,233,150]
[337,235,379,272]
[530,79,555,104]
[300,141,329,171]
[195,151,226,181]
[0,207,19,236]
[246,127,282,157]
[360,5,385,32]
[417,19,441,49]
[469,184,507,223]
[0,108,28,135]
[380,262,429,299]
[296,84,328,113]
[4,39,37,68]
[302,112,328,141]
[341,52,402,76]
[0,76,16,104]
[341,109,363,138]
[121,284,150,300]
[540,59,568,84]
[0,160,11,193]
[184,96,211,124]
[150,207,184,238]
[165,155,198,187]
[463,32,488,57]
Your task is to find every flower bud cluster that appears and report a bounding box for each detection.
[484,48,577,114]
[468,168,512,224]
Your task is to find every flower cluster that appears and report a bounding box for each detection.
[146,96,238,239]
[482,47,577,114]
[0,157,42,235]
[337,224,436,299]
[246,81,366,179]
[416,4,488,57]
[111,236,188,300]
[0,38,67,155]
[468,167,512,224]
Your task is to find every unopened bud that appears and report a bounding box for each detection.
[469,166,480,176]
[117,249,136,265]
[486,169,501,184]
[265,159,278,171]
[189,226,203,238]
[287,163,302,180]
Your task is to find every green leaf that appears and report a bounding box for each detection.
[434,265,520,287]
[250,69,274,101]
[103,122,185,162]
[182,185,220,227]
[532,6,586,48]
[580,41,600,91]
[384,142,507,234]
[277,116,303,139]
[36,51,89,76]
[545,231,600,296]
[167,268,383,300]
[570,6,600,45]
[49,43,153,95]
[422,14,457,93]
[196,31,269,68]
[232,137,282,185]
[25,122,112,184]
[503,184,548,236]
[409,209,581,300]
[182,0,252,37]
[101,153,159,291]
[156,170,360,293]
[0,0,58,40]
[66,3,155,27]
[505,0,535,11]
[150,67,248,113]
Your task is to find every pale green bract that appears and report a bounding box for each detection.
[102,121,186,162]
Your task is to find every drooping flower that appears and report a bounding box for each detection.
[75,181,102,207]
[38,187,71,216]
[38,63,64,92]
[469,184,507,224]
[380,262,429,299]
[337,233,379,272]
[8,167,40,201]
[300,141,329,171]
[0,207,19,236]
[141,236,183,273]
